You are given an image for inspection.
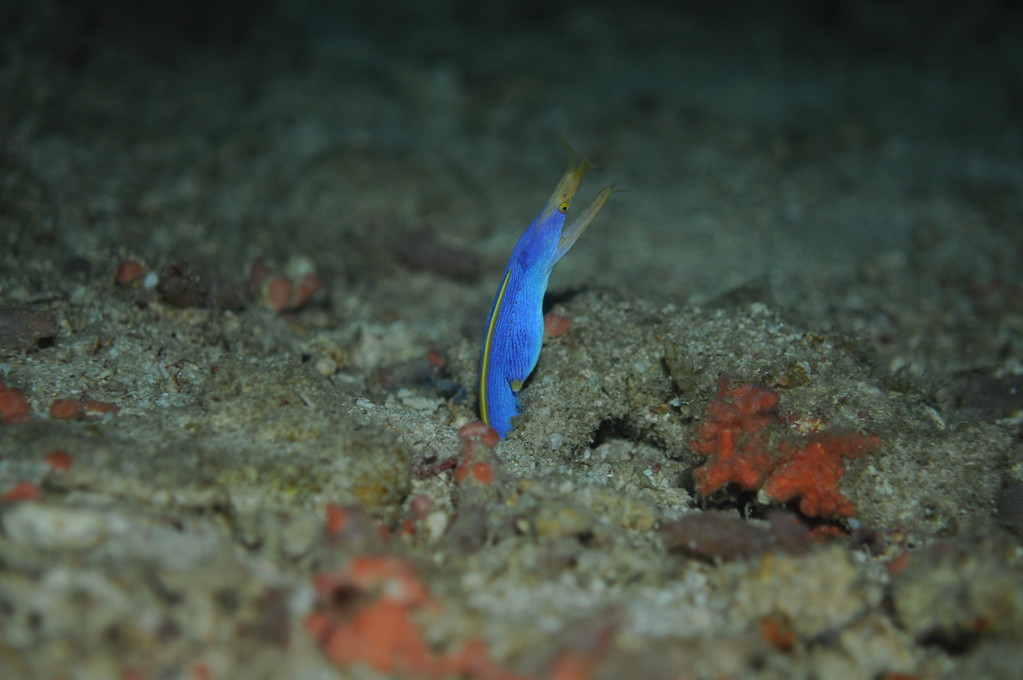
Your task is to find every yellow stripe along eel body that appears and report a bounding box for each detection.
[478,142,615,438]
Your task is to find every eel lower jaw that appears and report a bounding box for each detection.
[558,181,617,253]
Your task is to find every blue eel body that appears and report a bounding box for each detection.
[478,142,615,438]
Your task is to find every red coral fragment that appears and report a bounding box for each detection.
[84,399,120,415]
[760,614,796,652]
[764,433,878,518]
[265,275,293,312]
[324,502,349,537]
[548,651,596,680]
[290,273,322,310]
[49,398,84,419]
[322,595,434,673]
[543,313,573,338]
[307,555,532,679]
[691,376,782,494]
[115,260,146,285]
[0,381,32,424]
[2,481,42,503]
[455,421,500,486]
[690,375,878,519]
[49,398,120,419]
[254,262,323,313]
[45,450,73,472]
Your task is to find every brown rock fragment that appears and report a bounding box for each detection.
[660,512,776,562]
[660,510,812,563]
[0,307,58,350]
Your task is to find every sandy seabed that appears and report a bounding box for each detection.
[1,2,1022,678]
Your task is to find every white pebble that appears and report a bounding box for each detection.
[3,504,108,550]
[424,511,449,542]
[314,356,337,376]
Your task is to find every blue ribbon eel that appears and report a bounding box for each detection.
[478,141,615,438]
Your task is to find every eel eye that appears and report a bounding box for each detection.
[558,202,570,213]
